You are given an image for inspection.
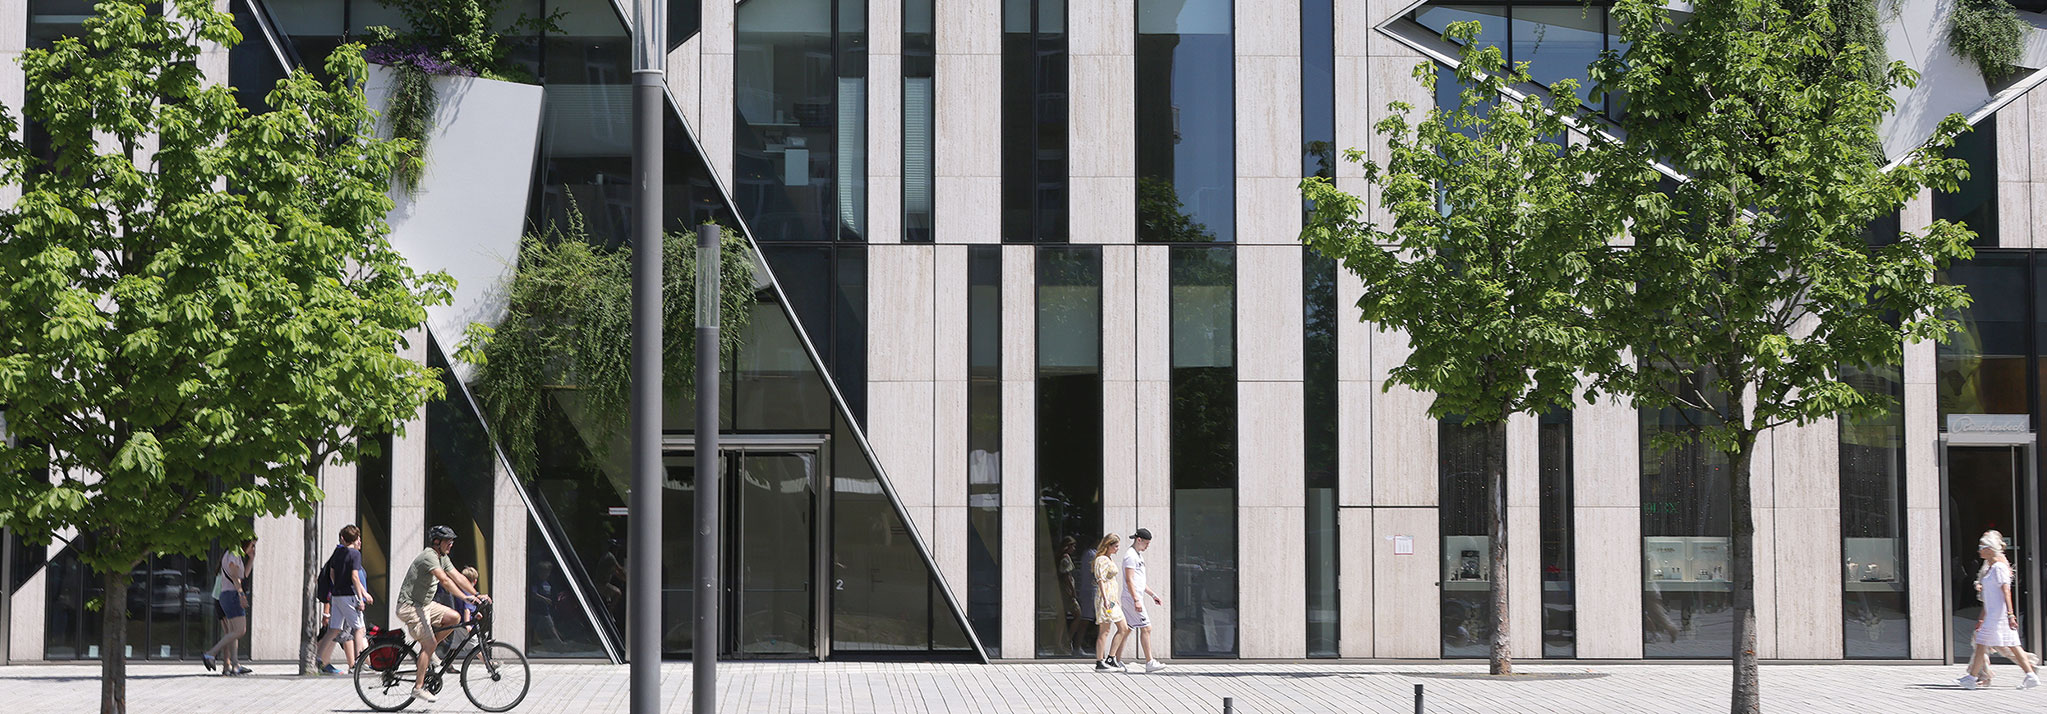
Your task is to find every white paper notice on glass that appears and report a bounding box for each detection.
[1392,535,1414,556]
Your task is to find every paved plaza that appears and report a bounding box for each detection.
[1,659,2037,713]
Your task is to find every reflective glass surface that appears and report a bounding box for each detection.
[1539,412,1575,658]
[734,0,867,243]
[1439,419,1496,659]
[358,433,394,629]
[42,538,242,661]
[833,414,975,653]
[1641,371,1733,659]
[1002,0,1069,242]
[1841,365,1908,658]
[1170,246,1236,657]
[1302,252,1339,657]
[967,246,1004,653]
[904,0,935,242]
[1035,247,1103,657]
[1937,255,2029,420]
[1935,119,1998,248]
[426,341,496,593]
[1137,0,1233,242]
[1512,6,1604,106]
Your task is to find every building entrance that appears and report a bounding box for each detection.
[660,435,826,660]
[1943,436,2040,662]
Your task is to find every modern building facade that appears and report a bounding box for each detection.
[8,0,2047,666]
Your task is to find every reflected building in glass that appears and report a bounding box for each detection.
[10,0,2047,668]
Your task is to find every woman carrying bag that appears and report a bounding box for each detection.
[1959,530,2039,690]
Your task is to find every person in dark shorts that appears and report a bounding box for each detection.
[315,525,372,674]
[202,537,256,675]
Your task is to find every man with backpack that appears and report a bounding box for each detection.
[314,525,373,674]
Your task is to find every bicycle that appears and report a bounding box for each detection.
[355,600,531,712]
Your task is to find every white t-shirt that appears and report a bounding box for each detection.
[1119,548,1146,602]
[212,552,245,599]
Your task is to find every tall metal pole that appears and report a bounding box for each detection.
[692,224,721,714]
[627,0,665,711]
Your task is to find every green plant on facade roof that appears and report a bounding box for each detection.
[1949,0,2030,82]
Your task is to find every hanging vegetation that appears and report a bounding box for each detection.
[1949,0,2030,82]
[460,206,758,477]
[361,0,561,192]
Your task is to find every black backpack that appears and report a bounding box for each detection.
[315,545,349,602]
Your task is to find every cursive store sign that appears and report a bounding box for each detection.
[1948,414,2032,434]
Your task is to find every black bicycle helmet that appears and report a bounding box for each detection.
[428,525,457,543]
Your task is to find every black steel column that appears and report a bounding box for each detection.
[628,0,665,710]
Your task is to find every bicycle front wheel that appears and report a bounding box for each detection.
[354,643,418,712]
[461,641,531,712]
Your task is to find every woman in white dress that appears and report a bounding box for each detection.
[1959,530,2039,690]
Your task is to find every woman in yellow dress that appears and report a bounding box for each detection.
[1092,533,1132,672]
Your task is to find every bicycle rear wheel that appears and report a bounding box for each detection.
[461,641,531,712]
[354,643,419,712]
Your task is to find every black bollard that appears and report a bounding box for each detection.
[1222,696,1234,714]
[1414,683,1424,714]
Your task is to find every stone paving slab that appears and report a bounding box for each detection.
[0,660,2037,713]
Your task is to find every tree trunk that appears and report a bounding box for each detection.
[99,568,129,714]
[299,455,326,676]
[1487,418,1512,675]
[1729,432,1760,714]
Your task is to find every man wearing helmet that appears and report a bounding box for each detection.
[397,525,489,702]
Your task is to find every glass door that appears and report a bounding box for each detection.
[727,451,816,656]
[1947,445,2029,662]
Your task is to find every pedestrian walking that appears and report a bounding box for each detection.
[1959,530,2040,690]
[1116,528,1165,673]
[1091,533,1132,673]
[201,537,256,676]
[314,525,372,674]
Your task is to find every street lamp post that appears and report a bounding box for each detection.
[628,1,666,714]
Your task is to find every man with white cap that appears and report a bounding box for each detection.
[1119,528,1165,672]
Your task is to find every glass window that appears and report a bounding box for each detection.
[357,432,393,630]
[758,246,868,425]
[967,246,1004,653]
[1641,370,1733,659]
[1034,246,1102,657]
[1539,411,1576,657]
[904,0,935,242]
[1169,246,1237,657]
[425,341,495,596]
[1303,252,1339,657]
[1302,0,1335,189]
[1002,0,1069,242]
[1841,365,1908,658]
[1937,254,2030,421]
[833,414,975,653]
[1934,118,1998,248]
[1512,6,1604,107]
[1137,0,1233,243]
[1413,4,1506,52]
[735,0,868,243]
[1439,418,1496,658]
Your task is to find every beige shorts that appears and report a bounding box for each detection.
[396,601,457,645]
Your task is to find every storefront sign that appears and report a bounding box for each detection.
[1948,414,2031,434]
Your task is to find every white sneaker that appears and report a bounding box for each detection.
[2021,673,2040,690]
[1959,674,1979,690]
[413,687,438,703]
[1145,660,1165,673]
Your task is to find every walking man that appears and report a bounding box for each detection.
[1119,528,1165,672]
[314,525,372,674]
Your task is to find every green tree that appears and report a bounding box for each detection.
[1300,21,1620,675]
[0,3,448,711]
[1582,2,1973,710]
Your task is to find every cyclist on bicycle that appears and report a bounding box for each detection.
[397,525,489,703]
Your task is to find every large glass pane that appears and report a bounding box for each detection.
[1412,4,1505,51]
[833,415,973,652]
[1440,419,1495,658]
[735,0,867,243]
[1002,0,1069,242]
[1841,365,1908,658]
[425,342,495,595]
[1302,252,1339,657]
[1934,118,1998,248]
[358,433,393,629]
[1137,0,1233,242]
[904,0,935,242]
[1034,246,1103,657]
[1169,246,1236,657]
[1937,255,2029,421]
[966,246,1004,654]
[733,453,815,655]
[1512,6,1605,106]
[1641,371,1733,659]
[1539,411,1576,658]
